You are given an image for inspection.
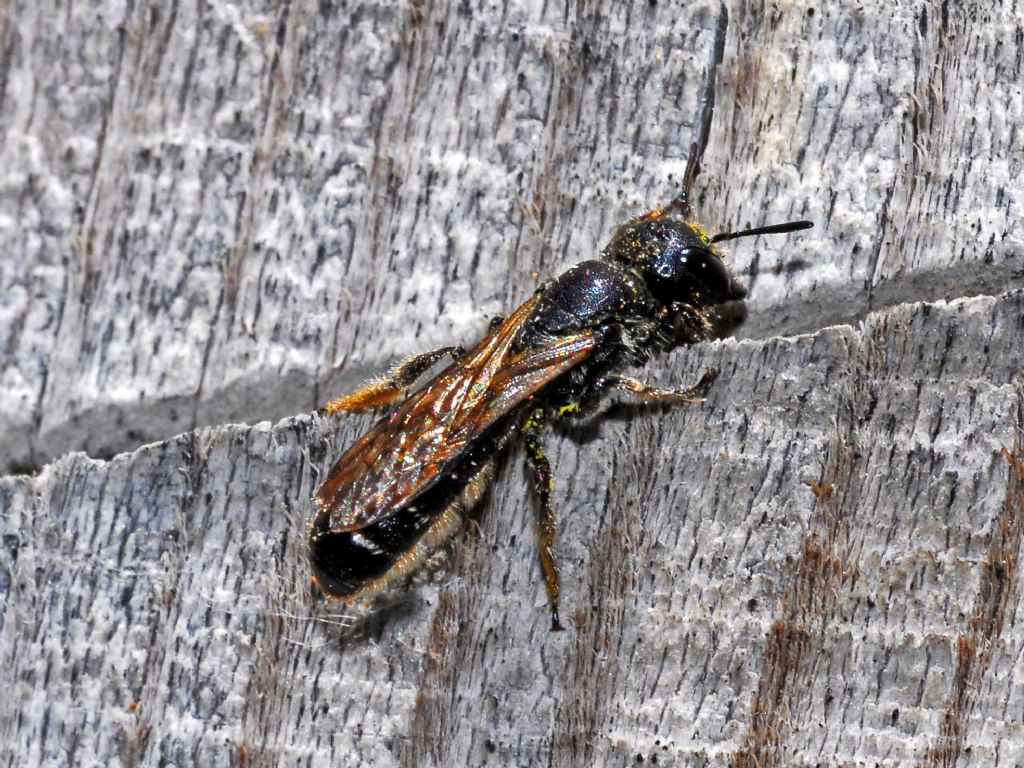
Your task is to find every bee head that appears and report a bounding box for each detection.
[604,199,813,313]
[603,208,746,310]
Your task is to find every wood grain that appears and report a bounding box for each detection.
[1,0,1022,765]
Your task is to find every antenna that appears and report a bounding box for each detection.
[668,154,700,220]
[669,8,729,220]
[710,220,813,243]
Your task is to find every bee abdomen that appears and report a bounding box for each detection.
[310,458,497,600]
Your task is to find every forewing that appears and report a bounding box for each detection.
[466,334,596,428]
[314,295,595,532]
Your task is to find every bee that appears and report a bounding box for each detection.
[310,193,811,630]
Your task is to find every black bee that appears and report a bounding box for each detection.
[310,194,811,629]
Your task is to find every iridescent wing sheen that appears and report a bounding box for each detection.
[313,293,595,533]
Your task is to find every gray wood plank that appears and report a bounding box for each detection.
[2,291,1022,766]
[1,1,1022,766]
[1,1,1019,472]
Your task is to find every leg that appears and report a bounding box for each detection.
[600,366,717,404]
[521,407,564,631]
[322,346,462,414]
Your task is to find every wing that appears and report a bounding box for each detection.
[313,293,595,533]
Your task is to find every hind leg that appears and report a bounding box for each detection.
[323,346,462,413]
[521,407,565,631]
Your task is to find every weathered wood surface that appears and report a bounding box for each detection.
[2,293,1023,766]
[1,0,1020,473]
[1,0,1023,766]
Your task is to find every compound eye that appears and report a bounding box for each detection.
[672,247,737,302]
[691,250,731,293]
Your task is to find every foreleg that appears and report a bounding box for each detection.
[598,366,717,404]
